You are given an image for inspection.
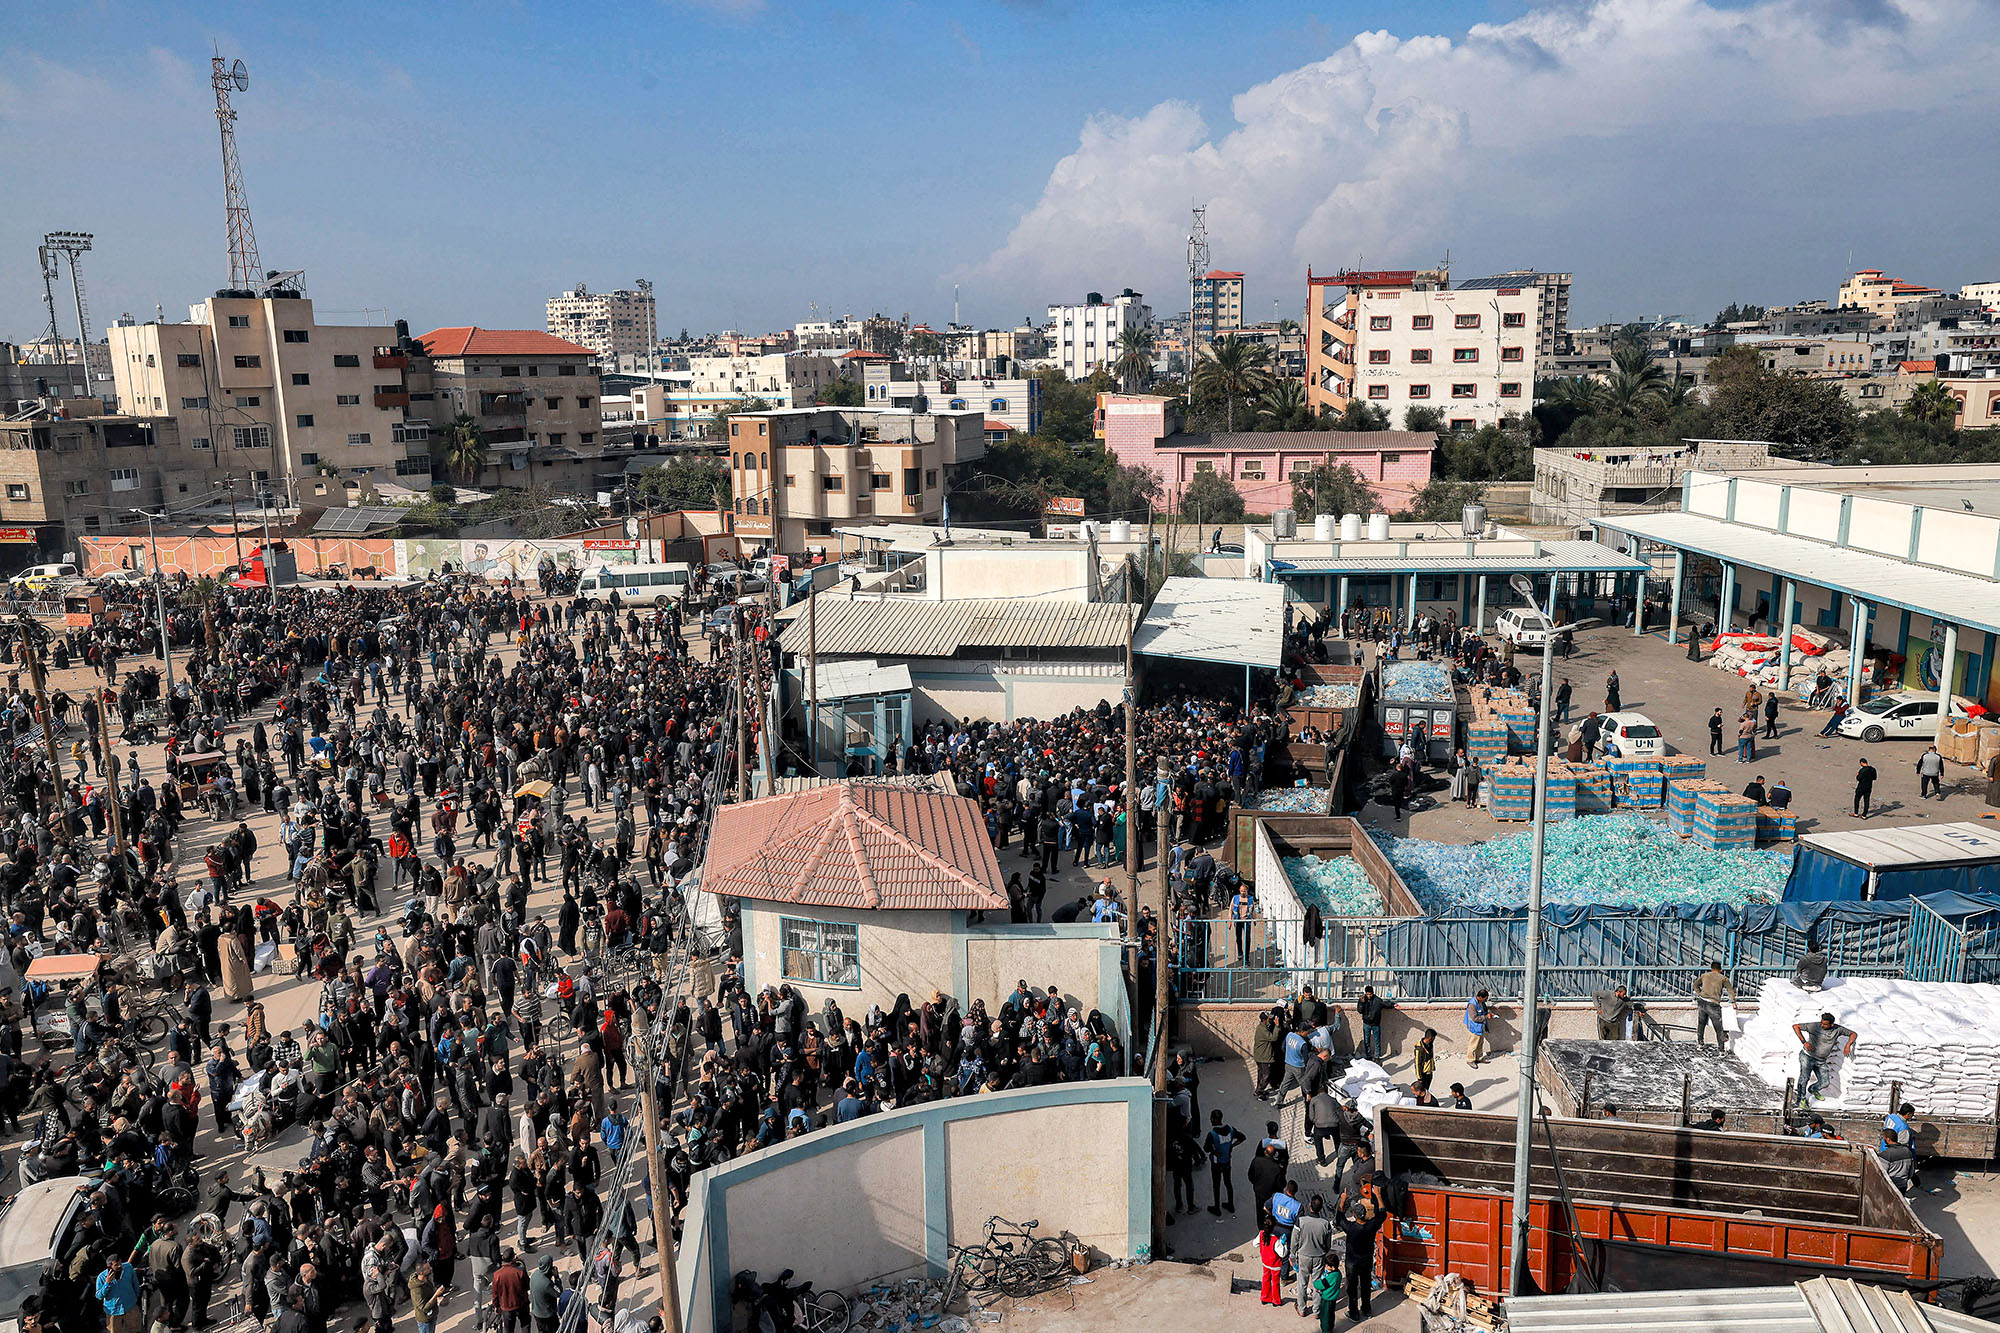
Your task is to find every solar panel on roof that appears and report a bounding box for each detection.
[312,505,406,533]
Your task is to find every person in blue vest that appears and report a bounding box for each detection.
[1464,988,1491,1067]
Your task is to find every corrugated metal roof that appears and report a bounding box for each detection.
[1276,540,1646,576]
[1508,1279,2000,1333]
[1598,511,2000,636]
[703,783,1007,910]
[1798,821,2000,870]
[1134,576,1286,670]
[808,659,913,701]
[775,597,1133,658]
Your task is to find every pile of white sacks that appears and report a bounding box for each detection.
[1707,628,1850,694]
[1340,1058,1417,1119]
[1735,977,2000,1116]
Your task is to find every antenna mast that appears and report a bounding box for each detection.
[36,246,63,351]
[213,52,262,291]
[1186,205,1210,405]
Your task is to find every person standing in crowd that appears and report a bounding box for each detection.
[1855,758,1878,817]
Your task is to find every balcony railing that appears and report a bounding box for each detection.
[373,391,411,409]
[373,352,408,370]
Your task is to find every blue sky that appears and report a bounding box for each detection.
[3,0,1997,344]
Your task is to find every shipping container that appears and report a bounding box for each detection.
[1375,1106,1941,1299]
[1375,661,1462,764]
[1785,823,2000,903]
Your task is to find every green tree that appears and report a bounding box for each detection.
[427,483,458,506]
[816,376,863,407]
[1033,369,1101,443]
[1291,461,1376,521]
[1403,405,1448,434]
[1435,424,1535,482]
[1604,346,1668,417]
[910,331,943,359]
[707,395,771,441]
[1330,400,1390,431]
[1402,477,1487,523]
[1255,379,1317,432]
[486,482,591,537]
[1178,468,1245,523]
[637,457,731,512]
[441,413,487,484]
[1116,325,1156,393]
[1905,379,1961,429]
[1192,334,1273,432]
[1707,356,1857,458]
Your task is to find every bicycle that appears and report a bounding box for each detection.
[979,1215,1077,1288]
[732,1268,851,1333]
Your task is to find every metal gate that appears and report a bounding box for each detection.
[1906,896,1966,983]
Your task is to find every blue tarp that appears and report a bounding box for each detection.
[1782,844,1870,903]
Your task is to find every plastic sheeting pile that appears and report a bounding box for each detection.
[1735,977,2000,1117]
[1369,813,1789,911]
[1707,628,1851,693]
[1381,661,1456,703]
[1339,1058,1416,1119]
[1283,853,1386,916]
[1298,681,1362,707]
[1251,786,1332,812]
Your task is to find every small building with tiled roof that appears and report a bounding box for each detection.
[704,781,1130,1025]
[416,326,597,359]
[403,325,603,490]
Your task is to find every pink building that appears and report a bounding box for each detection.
[1096,393,1435,513]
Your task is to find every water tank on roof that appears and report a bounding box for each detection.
[1462,502,1488,538]
[1367,513,1391,541]
[1081,520,1100,540]
[1272,508,1297,539]
[1086,292,1104,306]
[1340,513,1363,541]
[1108,519,1132,541]
[1314,514,1338,541]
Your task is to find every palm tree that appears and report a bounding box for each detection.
[1660,373,1698,412]
[1115,326,1156,393]
[183,574,222,650]
[1192,334,1274,432]
[1905,378,1961,428]
[442,413,488,485]
[1255,379,1313,431]
[1603,347,1667,417]
[1544,376,1606,415]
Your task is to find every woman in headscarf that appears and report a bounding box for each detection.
[220,923,255,1001]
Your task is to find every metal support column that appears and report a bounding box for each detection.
[1338,576,1349,628]
[1631,567,1645,636]
[1408,573,1420,631]
[1476,575,1487,635]
[1936,622,1961,748]
[1848,597,1870,706]
[1719,563,1737,631]
[1667,551,1685,647]
[1778,580,1798,692]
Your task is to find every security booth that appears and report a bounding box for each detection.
[796,660,914,779]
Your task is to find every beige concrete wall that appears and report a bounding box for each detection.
[944,1101,1129,1253]
[723,1127,928,1292]
[744,903,956,1014]
[964,932,1113,1020]
[1179,998,1729,1063]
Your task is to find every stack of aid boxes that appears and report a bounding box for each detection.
[1665,777,1720,837]
[1573,765,1615,813]
[1690,787,1758,851]
[1468,723,1509,765]
[1756,806,1798,843]
[1606,757,1664,808]
[1470,685,1540,756]
[1488,760,1579,821]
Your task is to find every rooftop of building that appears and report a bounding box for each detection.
[1158,428,1437,453]
[774,596,1134,658]
[416,327,597,358]
[703,783,1007,912]
[1200,270,1244,281]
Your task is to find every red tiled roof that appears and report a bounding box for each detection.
[1202,270,1245,281]
[416,326,596,358]
[840,350,888,360]
[1900,360,1936,375]
[703,783,1007,911]
[984,420,1013,433]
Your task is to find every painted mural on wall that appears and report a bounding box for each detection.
[394,538,649,581]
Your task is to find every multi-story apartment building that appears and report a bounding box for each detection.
[1456,270,1570,359]
[858,362,1041,435]
[1733,336,1873,377]
[1961,282,2000,310]
[794,317,865,352]
[1046,289,1151,380]
[0,401,229,561]
[628,353,843,441]
[408,327,601,489]
[1762,303,1878,338]
[1530,439,1775,525]
[107,291,414,505]
[1866,298,1997,372]
[725,406,985,551]
[1191,270,1245,347]
[1305,268,1538,429]
[545,286,657,372]
[2,343,87,409]
[1837,269,1944,318]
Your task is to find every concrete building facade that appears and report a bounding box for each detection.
[544,286,656,369]
[1046,289,1151,380]
[726,405,985,551]
[409,327,602,489]
[107,292,410,505]
[2,343,87,409]
[1838,269,1944,318]
[1191,269,1245,347]
[858,363,1040,435]
[0,401,215,560]
[1530,438,1775,525]
[1457,269,1571,359]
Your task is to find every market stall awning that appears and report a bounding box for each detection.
[1134,576,1286,670]
[1599,510,2000,636]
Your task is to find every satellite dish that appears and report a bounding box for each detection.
[232,60,249,91]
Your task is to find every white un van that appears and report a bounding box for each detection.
[576,562,692,606]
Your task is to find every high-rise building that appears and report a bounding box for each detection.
[107,291,416,505]
[546,286,657,369]
[1191,270,1245,347]
[1305,268,1538,430]
[1046,289,1151,380]
[1456,270,1570,359]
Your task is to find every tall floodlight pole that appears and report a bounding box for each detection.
[1507,571,1558,1297]
[1186,206,1209,405]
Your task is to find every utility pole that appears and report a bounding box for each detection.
[224,477,244,573]
[17,614,69,831]
[258,487,278,608]
[1123,553,1140,897]
[634,1026,685,1333]
[104,745,126,856]
[806,588,819,777]
[133,508,177,695]
[734,611,750,801]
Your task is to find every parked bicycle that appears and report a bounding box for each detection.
[942,1215,1080,1306]
[731,1268,851,1333]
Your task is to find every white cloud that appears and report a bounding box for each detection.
[979,0,2000,314]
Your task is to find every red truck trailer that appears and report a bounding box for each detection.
[1375,1107,1941,1300]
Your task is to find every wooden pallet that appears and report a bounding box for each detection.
[1405,1273,1503,1330]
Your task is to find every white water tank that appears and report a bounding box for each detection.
[1108,519,1132,541]
[1272,508,1298,539]
[1340,513,1363,541]
[1313,514,1338,541]
[1081,520,1099,540]
[1367,513,1391,541]
[1462,502,1488,538]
